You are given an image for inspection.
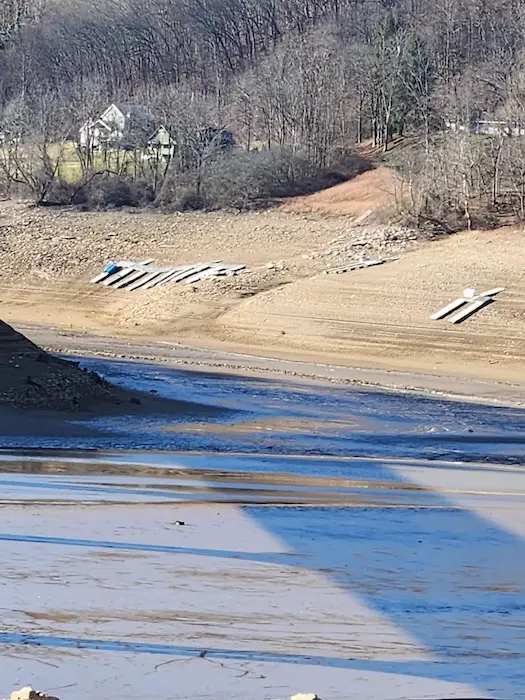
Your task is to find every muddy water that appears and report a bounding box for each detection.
[1,357,525,699]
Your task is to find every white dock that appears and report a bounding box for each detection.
[89,260,246,291]
[431,287,505,324]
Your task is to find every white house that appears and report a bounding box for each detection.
[143,125,176,160]
[79,103,155,150]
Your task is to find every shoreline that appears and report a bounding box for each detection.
[2,189,525,412]
[16,322,525,409]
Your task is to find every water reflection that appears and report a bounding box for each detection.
[2,356,525,697]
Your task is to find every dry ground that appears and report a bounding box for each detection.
[217,228,525,383]
[280,166,401,217]
[0,319,221,416]
[0,318,138,411]
[1,168,525,386]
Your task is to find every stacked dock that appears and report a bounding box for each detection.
[90,260,245,291]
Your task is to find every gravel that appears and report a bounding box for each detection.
[0,318,135,411]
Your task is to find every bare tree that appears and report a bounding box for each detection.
[0,89,76,204]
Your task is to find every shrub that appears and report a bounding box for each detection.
[32,148,373,212]
[71,175,155,209]
[201,147,375,209]
[44,178,77,205]
[86,176,133,208]
[201,148,322,209]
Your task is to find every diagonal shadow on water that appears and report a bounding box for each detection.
[0,532,306,566]
[245,469,525,697]
[0,630,498,696]
[2,476,525,694]
[4,359,525,696]
[2,463,525,698]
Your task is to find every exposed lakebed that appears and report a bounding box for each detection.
[1,357,525,699]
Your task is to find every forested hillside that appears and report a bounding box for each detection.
[1,0,524,225]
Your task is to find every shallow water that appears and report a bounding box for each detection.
[1,357,525,699]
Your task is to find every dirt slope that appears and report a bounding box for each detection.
[0,199,369,276]
[0,318,126,410]
[0,319,224,418]
[0,319,40,359]
[2,175,525,386]
[0,189,415,339]
[215,228,525,382]
[280,167,401,217]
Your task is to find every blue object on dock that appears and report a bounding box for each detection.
[104,263,119,274]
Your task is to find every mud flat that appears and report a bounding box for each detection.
[2,354,525,698]
[1,495,521,700]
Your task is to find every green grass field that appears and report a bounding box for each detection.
[0,141,147,184]
[53,142,143,181]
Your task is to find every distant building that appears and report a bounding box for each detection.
[79,103,156,150]
[78,103,234,164]
[199,126,234,150]
[143,125,234,164]
[445,119,525,137]
[143,125,176,160]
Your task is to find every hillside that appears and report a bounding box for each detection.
[3,0,525,230]
[216,227,525,383]
[280,167,399,217]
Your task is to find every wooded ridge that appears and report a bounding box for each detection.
[1,0,524,226]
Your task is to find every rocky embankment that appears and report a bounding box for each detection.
[0,319,136,411]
